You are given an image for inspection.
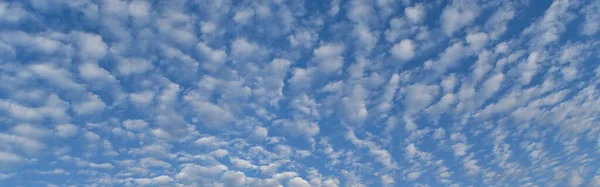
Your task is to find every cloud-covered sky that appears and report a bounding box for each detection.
[1,0,600,186]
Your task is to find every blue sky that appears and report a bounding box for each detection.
[1,0,600,186]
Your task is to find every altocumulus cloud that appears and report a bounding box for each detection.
[1,0,600,186]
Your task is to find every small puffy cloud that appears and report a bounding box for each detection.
[289,29,318,48]
[176,164,228,182]
[405,4,425,23]
[403,83,440,114]
[441,0,479,36]
[0,151,23,165]
[381,175,394,186]
[76,32,107,60]
[78,63,117,83]
[200,21,216,34]
[123,119,148,131]
[197,42,227,71]
[11,123,50,139]
[231,38,260,59]
[390,39,415,61]
[407,171,421,181]
[29,64,84,91]
[73,93,106,115]
[288,177,311,187]
[221,171,247,187]
[195,136,229,148]
[466,32,488,52]
[128,0,151,18]
[252,126,268,139]
[129,90,154,106]
[117,57,152,76]
[274,119,320,138]
[312,43,345,73]
[341,85,368,124]
[233,8,255,25]
[567,171,583,187]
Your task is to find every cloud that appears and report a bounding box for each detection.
[55,124,79,138]
[76,32,107,60]
[390,39,415,61]
[405,4,425,24]
[233,8,255,25]
[73,93,106,115]
[0,151,23,165]
[441,0,479,36]
[567,171,583,187]
[312,43,345,73]
[78,63,117,83]
[403,83,440,114]
[116,57,153,76]
[29,64,84,91]
[122,119,148,131]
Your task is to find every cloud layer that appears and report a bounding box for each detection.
[1,0,599,186]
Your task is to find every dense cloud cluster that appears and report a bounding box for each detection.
[1,0,600,186]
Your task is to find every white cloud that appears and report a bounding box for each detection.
[523,0,576,47]
[176,164,228,182]
[200,21,216,34]
[0,31,62,54]
[252,126,268,139]
[197,42,227,71]
[404,83,440,114]
[581,1,600,36]
[129,90,155,106]
[0,151,23,165]
[312,43,345,73]
[233,8,255,25]
[76,32,107,60]
[485,4,515,40]
[0,133,45,153]
[567,171,583,187]
[195,136,229,148]
[346,130,396,169]
[128,0,150,18]
[117,57,153,76]
[74,93,106,115]
[221,171,247,187]
[55,124,79,138]
[433,128,446,140]
[390,39,415,61]
[29,64,84,91]
[441,0,479,36]
[288,177,311,187]
[185,97,234,128]
[452,143,469,157]
[123,119,148,131]
[230,157,257,170]
[466,32,488,52]
[11,123,50,139]
[231,38,260,59]
[589,176,600,187]
[274,119,319,138]
[79,63,117,83]
[341,85,368,124]
[139,157,171,169]
[407,171,421,181]
[405,4,425,23]
[289,29,318,48]
[381,174,394,186]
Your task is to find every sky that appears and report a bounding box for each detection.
[0,0,600,186]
